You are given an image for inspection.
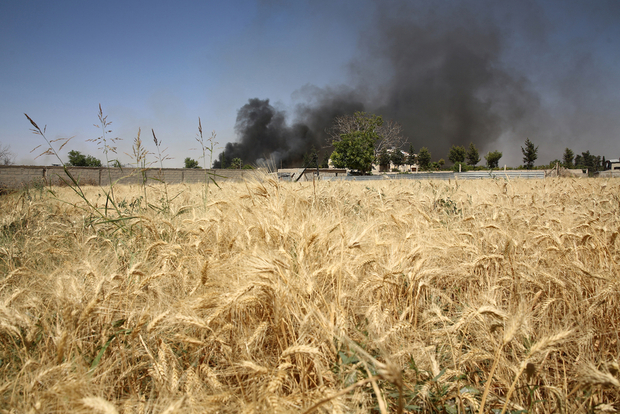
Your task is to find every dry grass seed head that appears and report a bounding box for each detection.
[81,397,119,414]
[578,362,620,388]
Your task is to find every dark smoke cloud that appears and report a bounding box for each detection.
[216,0,615,167]
[361,2,541,158]
[214,88,364,168]
[212,98,288,168]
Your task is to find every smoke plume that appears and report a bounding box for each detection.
[213,87,364,168]
[364,3,541,159]
[214,2,557,167]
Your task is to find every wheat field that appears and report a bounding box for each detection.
[0,175,618,413]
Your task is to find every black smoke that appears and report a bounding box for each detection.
[214,88,364,168]
[363,3,541,158]
[214,2,555,168]
[213,98,290,169]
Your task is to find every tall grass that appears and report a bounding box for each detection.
[89,103,122,208]
[24,112,133,232]
[24,108,191,232]
[193,118,220,208]
[0,177,619,413]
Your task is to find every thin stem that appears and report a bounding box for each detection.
[479,343,504,414]
[301,376,381,414]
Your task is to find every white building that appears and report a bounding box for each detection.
[605,158,620,171]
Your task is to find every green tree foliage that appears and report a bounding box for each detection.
[217,152,227,169]
[67,150,102,167]
[184,157,200,168]
[563,148,574,168]
[521,138,538,169]
[484,150,503,169]
[574,151,602,172]
[430,159,445,171]
[391,148,405,168]
[303,146,318,168]
[330,112,383,174]
[448,145,466,164]
[407,144,416,166]
[466,143,480,166]
[377,147,390,170]
[417,147,432,170]
[230,158,242,169]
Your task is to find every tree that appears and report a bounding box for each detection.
[217,152,227,169]
[576,151,602,172]
[574,154,583,168]
[377,147,390,171]
[330,112,383,174]
[0,146,13,165]
[407,144,417,167]
[0,144,15,165]
[184,157,200,168]
[484,151,503,169]
[303,146,318,168]
[391,148,405,168]
[563,149,574,168]
[86,155,102,167]
[448,145,466,164]
[430,159,445,171]
[230,158,242,169]
[417,147,432,170]
[562,148,574,168]
[67,150,102,167]
[329,112,405,158]
[466,143,480,166]
[521,138,538,169]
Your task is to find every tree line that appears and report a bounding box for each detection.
[559,148,606,172]
[313,112,609,175]
[319,112,542,174]
[43,111,609,174]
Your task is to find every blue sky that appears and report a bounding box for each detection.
[1,0,619,168]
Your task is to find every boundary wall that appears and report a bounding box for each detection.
[0,165,262,189]
[320,170,546,181]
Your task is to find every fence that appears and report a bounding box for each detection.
[320,170,546,182]
[0,165,260,189]
[0,166,554,190]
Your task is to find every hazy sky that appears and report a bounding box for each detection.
[1,0,619,168]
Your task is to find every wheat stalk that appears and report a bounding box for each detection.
[81,397,119,414]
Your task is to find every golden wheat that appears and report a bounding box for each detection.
[0,176,619,412]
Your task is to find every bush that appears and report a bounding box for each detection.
[67,150,102,167]
[184,157,200,169]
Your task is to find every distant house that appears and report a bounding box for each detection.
[605,158,620,171]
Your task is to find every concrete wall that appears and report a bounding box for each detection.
[0,165,262,189]
[597,170,620,178]
[277,168,347,181]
